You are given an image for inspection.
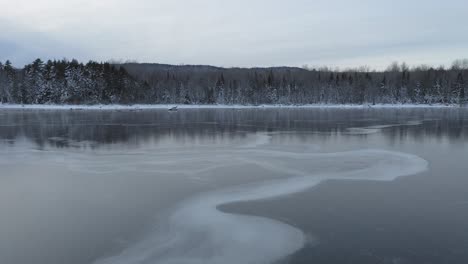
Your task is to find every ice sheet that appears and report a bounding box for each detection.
[92,134,428,264]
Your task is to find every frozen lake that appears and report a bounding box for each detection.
[0,108,467,264]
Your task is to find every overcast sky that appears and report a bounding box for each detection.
[1,0,467,69]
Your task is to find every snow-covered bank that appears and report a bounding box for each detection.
[0,103,464,110]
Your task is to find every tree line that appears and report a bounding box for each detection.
[0,59,145,105]
[0,59,466,105]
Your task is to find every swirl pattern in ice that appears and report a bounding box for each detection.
[94,134,428,264]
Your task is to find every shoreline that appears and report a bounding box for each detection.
[0,103,464,110]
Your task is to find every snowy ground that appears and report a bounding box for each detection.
[0,103,463,110]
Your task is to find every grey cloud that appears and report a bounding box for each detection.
[1,0,467,68]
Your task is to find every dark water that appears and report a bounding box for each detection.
[0,108,467,264]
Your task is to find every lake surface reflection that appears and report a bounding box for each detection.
[0,108,467,264]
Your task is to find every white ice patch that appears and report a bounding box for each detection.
[93,134,428,264]
[240,133,273,148]
[345,120,423,135]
